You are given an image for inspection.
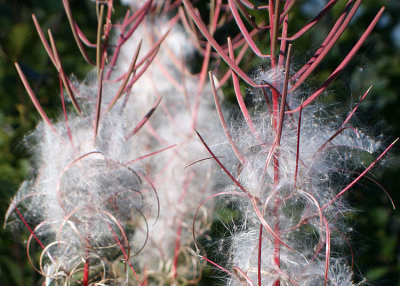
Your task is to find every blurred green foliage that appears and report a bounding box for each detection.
[0,1,399,285]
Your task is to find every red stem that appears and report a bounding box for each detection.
[271,61,281,286]
[272,218,281,286]
[171,221,183,280]
[258,224,263,286]
[83,246,90,286]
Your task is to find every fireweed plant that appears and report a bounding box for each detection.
[3,0,397,285]
[181,0,397,285]
[5,0,221,285]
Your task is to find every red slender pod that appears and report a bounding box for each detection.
[341,86,372,127]
[322,138,398,210]
[182,0,267,87]
[125,97,162,140]
[14,63,56,132]
[47,30,82,114]
[228,0,269,57]
[93,69,104,141]
[290,0,360,91]
[288,7,385,113]
[62,0,94,65]
[283,0,340,41]
[227,38,258,135]
[59,77,74,147]
[294,103,303,188]
[108,41,142,110]
[209,71,246,165]
[32,15,57,67]
[291,0,354,81]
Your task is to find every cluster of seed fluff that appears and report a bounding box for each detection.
[6,1,384,285]
[5,75,156,284]
[5,8,220,286]
[220,68,380,285]
[112,14,221,283]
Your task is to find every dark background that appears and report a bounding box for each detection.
[0,0,399,285]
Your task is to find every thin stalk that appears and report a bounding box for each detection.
[258,224,263,286]
[93,69,104,142]
[294,102,303,188]
[278,14,289,68]
[270,0,281,67]
[96,4,105,78]
[272,44,292,286]
[171,220,183,280]
[276,45,292,145]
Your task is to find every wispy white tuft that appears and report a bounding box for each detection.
[112,16,222,283]
[216,68,378,285]
[5,14,218,285]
